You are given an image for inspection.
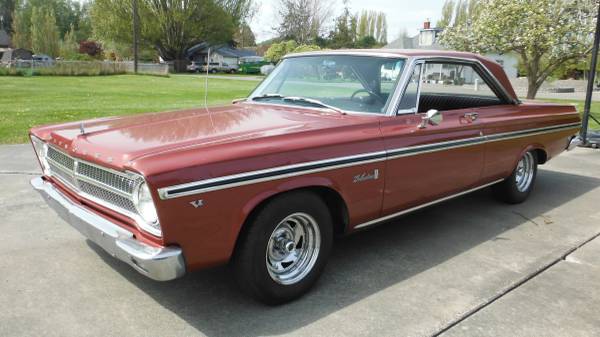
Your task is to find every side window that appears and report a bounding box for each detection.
[397,63,422,113]
[418,62,503,112]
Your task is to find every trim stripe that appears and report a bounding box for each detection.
[157,122,580,200]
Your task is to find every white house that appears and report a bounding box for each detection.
[385,20,519,79]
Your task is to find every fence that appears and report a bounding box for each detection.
[1,60,169,76]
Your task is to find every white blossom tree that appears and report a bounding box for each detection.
[440,0,597,99]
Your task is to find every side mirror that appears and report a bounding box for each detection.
[419,109,442,129]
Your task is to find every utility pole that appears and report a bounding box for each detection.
[582,1,600,144]
[132,0,139,74]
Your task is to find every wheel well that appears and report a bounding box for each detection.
[533,148,548,164]
[235,187,349,253]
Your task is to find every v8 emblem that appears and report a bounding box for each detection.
[190,200,204,208]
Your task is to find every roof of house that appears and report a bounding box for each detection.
[0,30,11,47]
[186,43,257,59]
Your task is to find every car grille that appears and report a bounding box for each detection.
[45,146,140,218]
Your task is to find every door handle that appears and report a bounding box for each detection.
[464,112,479,122]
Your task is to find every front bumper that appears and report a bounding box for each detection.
[31,177,185,281]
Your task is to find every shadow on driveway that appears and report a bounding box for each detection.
[88,169,600,336]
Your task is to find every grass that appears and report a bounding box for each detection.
[0,74,259,143]
[0,74,598,144]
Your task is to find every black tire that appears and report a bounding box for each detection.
[232,191,333,305]
[493,151,538,204]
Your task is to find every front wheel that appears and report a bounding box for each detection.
[232,191,333,304]
[493,151,538,204]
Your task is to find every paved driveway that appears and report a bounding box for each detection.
[1,145,599,337]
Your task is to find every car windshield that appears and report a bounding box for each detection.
[249,55,406,114]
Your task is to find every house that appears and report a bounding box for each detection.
[385,20,519,79]
[0,29,11,60]
[0,48,33,64]
[186,43,257,66]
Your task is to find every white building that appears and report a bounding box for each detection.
[385,20,519,79]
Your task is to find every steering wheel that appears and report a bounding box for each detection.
[350,89,385,104]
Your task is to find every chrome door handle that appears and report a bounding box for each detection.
[464,112,479,121]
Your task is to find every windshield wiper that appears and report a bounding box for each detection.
[251,94,345,114]
[251,93,284,101]
[281,96,345,114]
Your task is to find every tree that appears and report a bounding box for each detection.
[275,0,333,44]
[31,7,60,57]
[264,40,320,62]
[436,0,455,29]
[60,24,79,59]
[356,10,387,44]
[11,8,30,49]
[91,0,250,71]
[0,0,16,33]
[327,0,355,49]
[234,23,256,47]
[79,40,103,58]
[439,0,596,99]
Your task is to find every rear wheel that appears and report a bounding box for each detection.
[232,191,333,304]
[493,151,538,204]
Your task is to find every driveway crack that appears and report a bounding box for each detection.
[432,230,600,336]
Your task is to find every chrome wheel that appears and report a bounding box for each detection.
[515,152,535,192]
[266,212,321,285]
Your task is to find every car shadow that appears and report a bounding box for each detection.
[88,169,600,337]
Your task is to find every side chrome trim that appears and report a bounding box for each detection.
[354,179,504,229]
[159,151,387,199]
[158,122,581,200]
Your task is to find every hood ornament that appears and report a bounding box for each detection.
[79,122,86,135]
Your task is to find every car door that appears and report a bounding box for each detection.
[380,60,486,215]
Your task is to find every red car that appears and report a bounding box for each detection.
[30,50,581,304]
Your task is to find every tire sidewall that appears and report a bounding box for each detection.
[505,151,538,203]
[237,192,333,304]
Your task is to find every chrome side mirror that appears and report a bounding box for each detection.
[419,109,442,129]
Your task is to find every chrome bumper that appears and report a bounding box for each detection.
[567,136,583,151]
[31,177,185,281]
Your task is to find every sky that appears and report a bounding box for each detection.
[250,0,446,43]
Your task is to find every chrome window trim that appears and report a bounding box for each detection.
[395,60,425,115]
[387,56,519,117]
[158,122,581,200]
[247,54,408,116]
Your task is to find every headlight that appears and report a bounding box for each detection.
[133,181,161,236]
[30,135,50,175]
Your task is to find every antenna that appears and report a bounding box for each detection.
[204,47,210,114]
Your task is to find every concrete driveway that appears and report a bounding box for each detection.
[1,144,599,337]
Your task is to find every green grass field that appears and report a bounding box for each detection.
[0,74,598,144]
[0,75,259,143]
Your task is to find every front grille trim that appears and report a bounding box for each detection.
[45,145,142,221]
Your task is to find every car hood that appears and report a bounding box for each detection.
[31,103,372,170]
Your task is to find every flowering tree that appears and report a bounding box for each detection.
[440,0,597,99]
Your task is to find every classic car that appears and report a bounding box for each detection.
[29,50,582,304]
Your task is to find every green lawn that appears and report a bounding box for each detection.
[0,75,259,144]
[0,74,598,144]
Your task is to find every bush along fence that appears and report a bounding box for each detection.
[0,60,169,76]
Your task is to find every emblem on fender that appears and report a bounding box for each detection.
[353,169,379,183]
[190,200,204,208]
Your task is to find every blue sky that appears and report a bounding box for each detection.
[251,0,446,43]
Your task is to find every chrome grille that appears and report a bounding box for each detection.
[77,162,136,194]
[47,146,74,170]
[45,146,140,218]
[79,181,137,213]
